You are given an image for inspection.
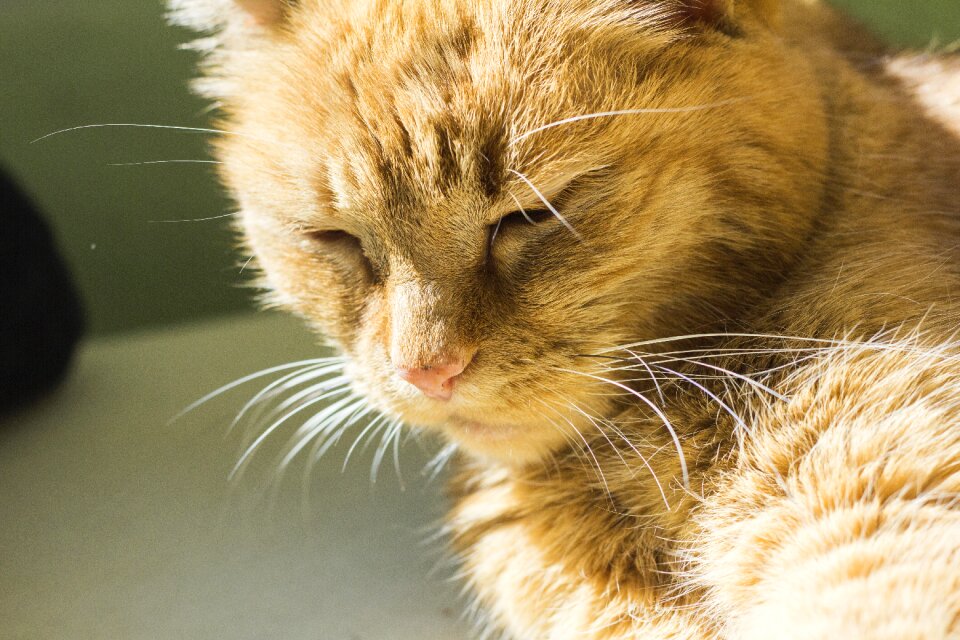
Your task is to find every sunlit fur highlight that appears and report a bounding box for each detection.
[170,0,960,637]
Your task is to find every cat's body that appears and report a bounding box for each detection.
[450,337,960,639]
[170,0,960,637]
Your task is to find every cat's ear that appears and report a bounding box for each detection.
[234,0,288,26]
[167,0,294,34]
[665,0,781,32]
[168,0,296,99]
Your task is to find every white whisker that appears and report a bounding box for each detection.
[168,358,333,423]
[510,100,742,145]
[279,396,368,472]
[270,397,372,512]
[239,255,256,275]
[623,348,666,403]
[508,169,582,240]
[661,356,785,403]
[110,159,221,167]
[298,403,375,515]
[535,397,612,497]
[392,424,407,491]
[31,122,261,144]
[566,401,671,511]
[654,363,750,446]
[489,214,503,245]
[230,365,346,436]
[250,374,351,428]
[598,332,834,352]
[559,368,689,489]
[371,419,405,484]
[149,212,238,223]
[342,414,390,472]
[230,385,352,480]
[423,444,459,483]
[310,407,375,464]
[507,191,538,225]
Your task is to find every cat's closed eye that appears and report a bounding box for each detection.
[489,208,558,259]
[499,208,555,227]
[303,229,358,245]
[302,228,364,253]
[301,228,374,272]
[490,207,555,244]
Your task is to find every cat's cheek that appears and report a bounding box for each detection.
[246,236,371,344]
[299,259,371,342]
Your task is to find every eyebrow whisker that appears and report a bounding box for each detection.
[510,100,743,145]
[507,191,537,225]
[508,169,583,241]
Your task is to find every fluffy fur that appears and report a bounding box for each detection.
[169,0,960,637]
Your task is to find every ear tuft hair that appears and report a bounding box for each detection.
[167,0,295,100]
[668,0,780,31]
[676,0,731,25]
[235,0,288,26]
[167,0,291,34]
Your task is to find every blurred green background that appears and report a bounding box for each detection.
[1,1,958,336]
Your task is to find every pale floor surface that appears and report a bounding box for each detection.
[0,314,468,639]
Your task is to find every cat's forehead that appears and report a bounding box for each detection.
[260,0,688,225]
[304,7,509,199]
[288,0,675,146]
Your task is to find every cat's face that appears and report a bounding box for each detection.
[176,0,828,463]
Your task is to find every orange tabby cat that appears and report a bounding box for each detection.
[170,0,960,637]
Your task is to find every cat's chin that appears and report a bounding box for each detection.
[441,416,567,465]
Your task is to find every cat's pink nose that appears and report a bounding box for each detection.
[396,356,471,401]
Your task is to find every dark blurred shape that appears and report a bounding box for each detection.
[1,166,84,413]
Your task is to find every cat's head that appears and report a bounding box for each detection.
[172,0,828,463]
